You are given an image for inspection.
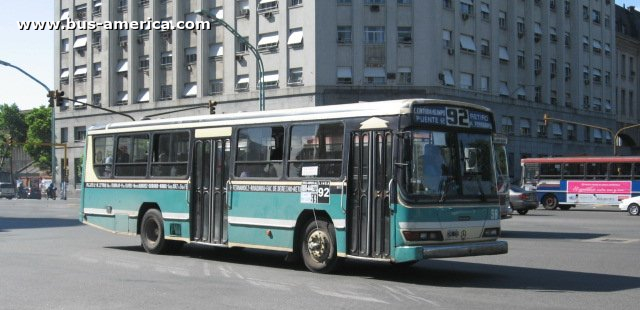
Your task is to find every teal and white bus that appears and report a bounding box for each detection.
[80,99,508,273]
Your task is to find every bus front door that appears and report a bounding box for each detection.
[348,131,392,258]
[192,138,230,244]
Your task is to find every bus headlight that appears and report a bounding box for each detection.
[483,228,500,237]
[402,231,444,241]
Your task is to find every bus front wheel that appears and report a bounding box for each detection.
[141,209,167,254]
[301,218,338,273]
[628,203,640,216]
[542,195,558,210]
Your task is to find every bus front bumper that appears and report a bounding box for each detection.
[394,241,508,262]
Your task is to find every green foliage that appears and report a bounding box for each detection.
[24,106,52,172]
[0,103,27,170]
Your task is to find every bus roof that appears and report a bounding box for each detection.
[87,98,492,135]
[521,157,640,164]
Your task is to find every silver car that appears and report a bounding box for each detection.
[509,185,539,215]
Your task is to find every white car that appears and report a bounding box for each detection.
[618,197,640,216]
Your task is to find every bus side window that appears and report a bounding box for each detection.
[288,123,344,178]
[235,126,284,178]
[586,163,607,180]
[93,136,114,178]
[611,163,632,179]
[540,163,561,179]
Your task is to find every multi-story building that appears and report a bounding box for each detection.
[615,4,640,154]
[54,0,616,189]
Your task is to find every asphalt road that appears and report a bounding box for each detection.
[0,199,638,310]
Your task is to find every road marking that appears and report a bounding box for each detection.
[383,285,441,306]
[309,286,388,304]
[584,237,639,244]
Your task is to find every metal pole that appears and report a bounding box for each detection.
[196,10,265,111]
[0,60,56,187]
[613,123,640,156]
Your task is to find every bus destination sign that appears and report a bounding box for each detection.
[413,106,493,129]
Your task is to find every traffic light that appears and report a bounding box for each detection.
[209,100,218,114]
[7,136,12,146]
[543,113,548,126]
[47,90,56,107]
[55,90,65,107]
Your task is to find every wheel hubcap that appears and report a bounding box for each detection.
[631,205,639,215]
[307,230,329,263]
[145,221,159,243]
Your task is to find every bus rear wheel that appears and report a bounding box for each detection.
[542,195,558,210]
[301,218,338,273]
[141,209,167,254]
[629,203,640,216]
[516,209,529,215]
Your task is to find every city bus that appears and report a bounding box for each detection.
[80,99,508,273]
[521,156,640,210]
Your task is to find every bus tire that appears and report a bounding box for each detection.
[628,203,640,216]
[559,205,572,211]
[517,209,529,215]
[301,218,338,273]
[542,195,558,210]
[140,209,167,254]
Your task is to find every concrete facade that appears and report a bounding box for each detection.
[54,0,617,188]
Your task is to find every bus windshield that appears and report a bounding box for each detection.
[405,130,497,203]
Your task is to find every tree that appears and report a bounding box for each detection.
[0,103,27,170]
[23,106,51,172]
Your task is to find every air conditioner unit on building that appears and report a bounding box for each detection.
[518,31,524,38]
[120,41,128,48]
[186,65,193,71]
[438,73,445,81]
[264,11,273,19]
[461,13,469,20]
[240,9,250,17]
[584,79,590,85]
[447,48,455,55]
[370,5,380,12]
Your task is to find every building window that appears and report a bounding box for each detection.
[459,34,476,53]
[565,92,572,108]
[517,50,525,69]
[60,128,68,143]
[520,119,531,136]
[160,51,172,69]
[443,0,452,9]
[480,39,489,56]
[61,38,69,53]
[92,31,101,50]
[257,32,280,52]
[442,30,452,48]
[182,82,197,98]
[93,93,101,107]
[550,90,557,105]
[116,91,128,105]
[364,26,385,44]
[337,67,353,84]
[160,85,172,100]
[137,88,150,103]
[567,124,576,141]
[236,75,250,91]
[260,71,280,88]
[501,117,514,135]
[459,72,474,90]
[582,5,589,21]
[552,123,563,140]
[583,95,590,110]
[75,4,87,20]
[479,76,489,92]
[210,79,223,94]
[257,0,279,12]
[337,26,352,44]
[535,86,542,103]
[364,67,386,85]
[398,27,412,44]
[517,17,525,37]
[565,62,571,80]
[498,11,506,29]
[291,0,303,6]
[398,68,412,85]
[592,9,600,24]
[537,121,547,138]
[480,2,490,21]
[139,55,149,71]
[460,0,474,15]
[93,62,101,77]
[74,126,87,142]
[185,47,197,64]
[287,28,304,48]
[288,67,303,85]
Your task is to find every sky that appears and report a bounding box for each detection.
[2,1,640,111]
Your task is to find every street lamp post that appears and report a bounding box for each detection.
[613,124,640,156]
[196,10,265,111]
[543,113,616,155]
[0,59,56,189]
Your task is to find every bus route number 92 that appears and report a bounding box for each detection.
[446,107,470,127]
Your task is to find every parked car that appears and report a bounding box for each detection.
[509,185,539,215]
[619,196,640,216]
